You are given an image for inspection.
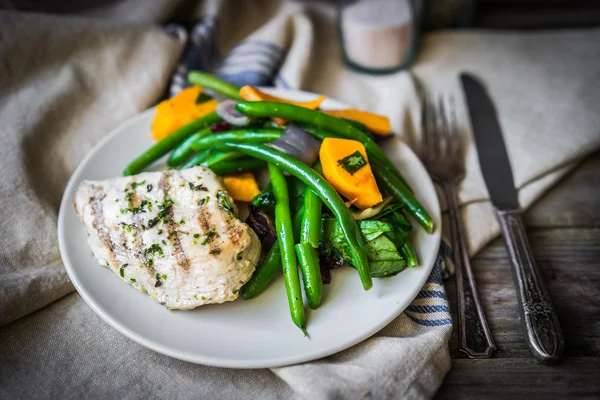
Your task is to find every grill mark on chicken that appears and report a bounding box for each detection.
[126,181,156,280]
[158,172,190,272]
[198,205,221,254]
[90,185,118,268]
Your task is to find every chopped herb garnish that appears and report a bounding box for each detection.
[209,248,221,255]
[197,176,202,181]
[156,199,173,219]
[201,230,219,245]
[122,199,151,215]
[201,296,207,301]
[157,229,163,235]
[119,264,128,278]
[119,222,135,232]
[145,243,163,265]
[146,243,163,256]
[236,252,243,260]
[179,219,185,225]
[189,182,208,192]
[125,191,134,203]
[216,190,237,218]
[337,150,367,175]
[193,233,200,239]
[198,195,211,206]
[131,180,146,189]
[145,217,159,230]
[195,91,212,104]
[130,278,137,283]
[155,281,162,287]
[232,289,239,294]
[147,184,153,192]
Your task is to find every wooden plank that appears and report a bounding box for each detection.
[436,358,600,399]
[525,154,600,228]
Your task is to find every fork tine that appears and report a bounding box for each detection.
[438,95,451,157]
[420,92,432,160]
[447,94,461,157]
[428,94,441,158]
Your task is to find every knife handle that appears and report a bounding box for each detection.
[496,209,564,364]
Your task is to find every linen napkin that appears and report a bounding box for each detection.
[1,1,599,399]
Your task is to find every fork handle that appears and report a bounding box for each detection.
[444,183,496,358]
[496,209,563,364]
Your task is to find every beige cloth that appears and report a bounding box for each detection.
[1,1,599,399]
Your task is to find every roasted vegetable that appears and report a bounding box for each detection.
[221,172,261,203]
[319,137,382,209]
[152,86,218,141]
[323,109,391,136]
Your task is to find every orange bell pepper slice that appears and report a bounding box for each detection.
[151,86,218,141]
[323,109,391,136]
[319,137,382,210]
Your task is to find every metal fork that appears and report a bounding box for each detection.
[419,90,496,358]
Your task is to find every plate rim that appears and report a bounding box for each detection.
[58,89,441,368]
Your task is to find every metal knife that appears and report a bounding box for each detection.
[460,72,564,365]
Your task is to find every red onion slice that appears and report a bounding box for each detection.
[269,124,321,165]
[216,100,251,127]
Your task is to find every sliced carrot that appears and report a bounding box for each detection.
[239,85,325,126]
[319,137,383,210]
[221,172,261,203]
[323,109,391,136]
[151,86,218,141]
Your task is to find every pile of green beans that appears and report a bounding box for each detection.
[122,71,435,334]
[218,142,373,292]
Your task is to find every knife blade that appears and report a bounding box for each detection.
[461,72,564,365]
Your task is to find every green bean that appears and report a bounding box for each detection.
[190,129,282,153]
[401,241,419,267]
[235,101,401,181]
[218,142,373,291]
[123,111,221,176]
[295,244,322,310]
[241,241,281,300]
[188,71,243,101]
[240,207,304,300]
[268,164,306,333]
[371,158,434,233]
[301,162,324,249]
[179,149,213,170]
[204,151,245,166]
[209,158,266,176]
[295,161,324,309]
[168,127,212,167]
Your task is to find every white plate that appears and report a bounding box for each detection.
[58,89,441,368]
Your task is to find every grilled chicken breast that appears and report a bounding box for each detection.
[72,166,261,309]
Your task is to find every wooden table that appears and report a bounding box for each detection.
[436,153,600,399]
